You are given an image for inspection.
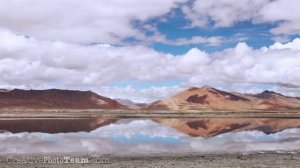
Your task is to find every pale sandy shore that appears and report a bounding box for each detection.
[0,152,299,168]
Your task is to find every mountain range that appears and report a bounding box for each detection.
[0,86,300,110]
[0,89,126,109]
[145,86,300,111]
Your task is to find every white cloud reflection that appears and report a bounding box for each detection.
[0,119,300,154]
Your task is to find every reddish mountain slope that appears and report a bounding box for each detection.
[145,86,300,111]
[0,89,9,92]
[252,91,300,110]
[0,89,126,109]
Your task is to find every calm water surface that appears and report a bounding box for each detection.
[0,118,300,154]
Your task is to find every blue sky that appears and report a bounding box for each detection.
[0,0,299,101]
[122,5,298,54]
[153,21,277,55]
[135,8,297,55]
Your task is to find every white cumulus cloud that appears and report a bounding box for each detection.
[0,0,186,44]
[0,29,300,101]
[182,0,300,36]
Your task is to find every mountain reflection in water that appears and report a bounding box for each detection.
[0,118,300,154]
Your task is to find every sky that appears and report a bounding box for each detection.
[0,0,300,102]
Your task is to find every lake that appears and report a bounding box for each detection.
[1,118,300,154]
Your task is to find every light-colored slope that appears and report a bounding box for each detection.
[146,86,300,111]
[146,86,254,110]
[252,91,300,110]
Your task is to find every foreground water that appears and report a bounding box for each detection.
[0,118,300,154]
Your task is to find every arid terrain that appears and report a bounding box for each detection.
[0,89,126,109]
[1,86,300,111]
[146,86,300,111]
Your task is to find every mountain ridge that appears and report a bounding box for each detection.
[0,88,126,109]
[145,86,300,111]
[1,87,300,110]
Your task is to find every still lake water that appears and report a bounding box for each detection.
[0,118,300,154]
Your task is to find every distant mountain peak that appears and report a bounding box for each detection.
[255,90,285,99]
[0,89,9,92]
[187,85,215,92]
[262,90,277,94]
[114,98,146,110]
[201,85,214,89]
[187,87,200,91]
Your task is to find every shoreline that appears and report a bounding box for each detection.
[1,109,300,119]
[1,151,299,168]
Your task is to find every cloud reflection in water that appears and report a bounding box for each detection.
[0,119,300,154]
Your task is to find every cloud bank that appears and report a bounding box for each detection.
[1,0,300,45]
[183,0,300,35]
[1,29,299,101]
[0,0,300,102]
[0,0,186,44]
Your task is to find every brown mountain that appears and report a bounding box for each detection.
[251,90,300,110]
[145,86,300,111]
[0,89,126,109]
[0,89,9,92]
[155,118,300,138]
